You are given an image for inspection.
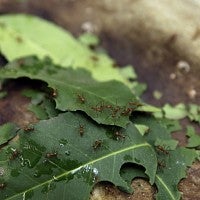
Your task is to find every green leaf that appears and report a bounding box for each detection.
[122,148,197,200]
[187,104,200,123]
[155,148,197,200]
[22,89,60,120]
[0,14,126,84]
[135,124,150,136]
[154,138,178,151]
[163,104,187,120]
[0,112,157,199]
[130,115,197,199]
[78,33,100,47]
[0,123,17,145]
[0,56,141,127]
[186,125,200,148]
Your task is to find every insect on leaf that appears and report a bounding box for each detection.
[0,112,157,200]
[0,56,141,127]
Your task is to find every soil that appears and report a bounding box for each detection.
[0,0,200,199]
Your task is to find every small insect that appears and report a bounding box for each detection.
[120,108,132,116]
[92,140,102,150]
[77,94,85,104]
[91,105,104,112]
[114,131,125,140]
[45,152,58,159]
[9,149,20,160]
[158,160,166,169]
[156,145,169,155]
[79,124,84,136]
[111,106,121,117]
[105,105,113,109]
[24,125,34,132]
[0,183,6,190]
[52,89,58,98]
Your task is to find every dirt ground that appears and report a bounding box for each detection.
[0,0,200,199]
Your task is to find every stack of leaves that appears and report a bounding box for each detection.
[0,14,199,200]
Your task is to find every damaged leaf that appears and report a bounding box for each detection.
[0,56,141,127]
[0,112,157,200]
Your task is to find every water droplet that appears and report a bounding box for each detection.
[60,143,64,148]
[93,168,98,176]
[34,171,39,177]
[59,139,68,145]
[0,167,5,176]
[53,176,58,181]
[65,150,70,156]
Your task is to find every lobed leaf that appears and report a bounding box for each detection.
[0,112,157,200]
[0,56,141,127]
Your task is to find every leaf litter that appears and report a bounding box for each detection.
[0,14,199,200]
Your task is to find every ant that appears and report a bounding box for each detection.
[114,131,125,140]
[77,94,85,104]
[52,89,57,98]
[105,105,113,109]
[120,108,132,116]
[9,149,20,160]
[156,145,169,155]
[78,124,84,136]
[111,106,121,118]
[158,160,166,169]
[92,140,102,150]
[23,125,34,132]
[45,151,58,159]
[0,183,6,190]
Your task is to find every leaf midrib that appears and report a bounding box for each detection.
[6,142,151,200]
[0,70,128,107]
[156,175,177,200]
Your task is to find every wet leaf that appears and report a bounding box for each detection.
[0,123,18,146]
[0,112,157,200]
[0,14,126,83]
[0,56,141,127]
